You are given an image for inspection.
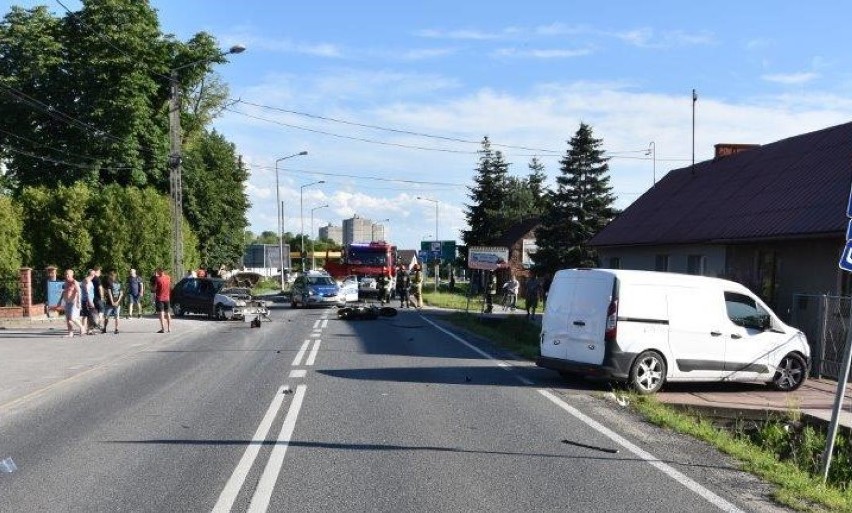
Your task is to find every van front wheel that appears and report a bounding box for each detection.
[629,351,666,394]
[770,353,807,392]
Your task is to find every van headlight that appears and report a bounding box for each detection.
[236,300,246,307]
[308,290,316,296]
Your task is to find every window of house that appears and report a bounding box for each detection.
[654,254,669,272]
[608,257,621,269]
[687,255,706,275]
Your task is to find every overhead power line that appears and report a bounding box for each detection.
[247,163,469,188]
[4,146,132,171]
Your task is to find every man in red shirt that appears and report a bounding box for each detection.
[154,268,172,333]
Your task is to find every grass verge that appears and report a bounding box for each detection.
[439,311,540,360]
[627,393,852,512]
[421,286,529,312]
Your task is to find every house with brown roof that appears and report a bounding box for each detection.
[494,217,541,292]
[589,122,851,320]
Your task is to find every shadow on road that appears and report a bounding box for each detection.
[100,439,735,470]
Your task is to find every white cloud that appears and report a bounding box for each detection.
[400,48,457,60]
[492,47,593,59]
[762,72,819,85]
[221,32,343,58]
[414,28,504,40]
[613,27,715,48]
[220,70,852,248]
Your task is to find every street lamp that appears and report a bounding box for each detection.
[300,181,325,271]
[169,44,245,278]
[275,151,308,290]
[417,196,439,291]
[372,218,390,241]
[310,204,329,270]
[646,141,656,186]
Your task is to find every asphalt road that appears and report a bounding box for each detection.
[0,304,787,512]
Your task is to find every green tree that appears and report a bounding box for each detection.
[0,194,23,274]
[527,156,548,214]
[19,183,94,270]
[181,129,249,268]
[463,136,510,247]
[534,123,616,275]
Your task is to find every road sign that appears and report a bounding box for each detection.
[847,184,852,217]
[840,241,852,272]
[420,240,456,263]
[847,219,852,241]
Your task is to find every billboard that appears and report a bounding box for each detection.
[243,244,291,270]
[468,246,510,271]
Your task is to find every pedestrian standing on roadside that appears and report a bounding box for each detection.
[485,272,497,313]
[80,270,99,335]
[503,274,520,311]
[410,264,423,309]
[92,266,105,328]
[126,268,144,319]
[102,270,123,334]
[396,264,411,308]
[56,269,84,338]
[524,274,542,320]
[154,268,172,333]
[449,273,456,292]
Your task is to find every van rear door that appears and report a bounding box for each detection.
[542,270,613,365]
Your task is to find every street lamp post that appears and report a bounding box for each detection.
[417,196,439,291]
[300,181,325,272]
[372,218,390,241]
[310,204,329,270]
[275,151,308,290]
[169,44,244,279]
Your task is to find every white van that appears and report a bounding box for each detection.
[537,269,810,394]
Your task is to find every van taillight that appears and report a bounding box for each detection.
[605,299,618,342]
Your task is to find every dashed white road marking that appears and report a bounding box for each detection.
[538,389,743,512]
[320,319,328,328]
[289,369,307,378]
[312,320,321,329]
[291,340,311,367]
[305,339,321,366]
[211,386,288,513]
[247,384,308,513]
[310,332,321,338]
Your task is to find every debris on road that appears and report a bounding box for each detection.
[561,439,619,454]
[337,305,398,321]
[282,386,293,395]
[0,457,17,473]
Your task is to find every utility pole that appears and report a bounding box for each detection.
[692,88,697,176]
[169,70,184,279]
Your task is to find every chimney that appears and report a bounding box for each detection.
[714,143,760,160]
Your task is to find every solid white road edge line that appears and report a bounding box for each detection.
[538,389,743,513]
[419,315,534,385]
[210,386,287,513]
[305,339,322,366]
[289,369,307,378]
[420,314,741,512]
[247,384,308,513]
[292,340,311,367]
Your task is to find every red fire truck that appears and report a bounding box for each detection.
[324,242,397,284]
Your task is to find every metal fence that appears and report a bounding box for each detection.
[791,294,852,379]
[0,272,21,307]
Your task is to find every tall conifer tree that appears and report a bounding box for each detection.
[534,123,615,274]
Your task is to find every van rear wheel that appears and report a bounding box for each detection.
[770,353,807,392]
[629,351,666,394]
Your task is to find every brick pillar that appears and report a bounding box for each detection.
[19,267,33,317]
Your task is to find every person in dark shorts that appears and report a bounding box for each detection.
[154,268,172,333]
[102,270,123,334]
[126,268,144,318]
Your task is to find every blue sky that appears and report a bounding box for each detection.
[12,1,852,249]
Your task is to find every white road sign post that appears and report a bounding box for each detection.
[821,188,852,482]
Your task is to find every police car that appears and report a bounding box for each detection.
[290,270,345,308]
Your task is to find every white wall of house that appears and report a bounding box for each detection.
[597,244,727,277]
